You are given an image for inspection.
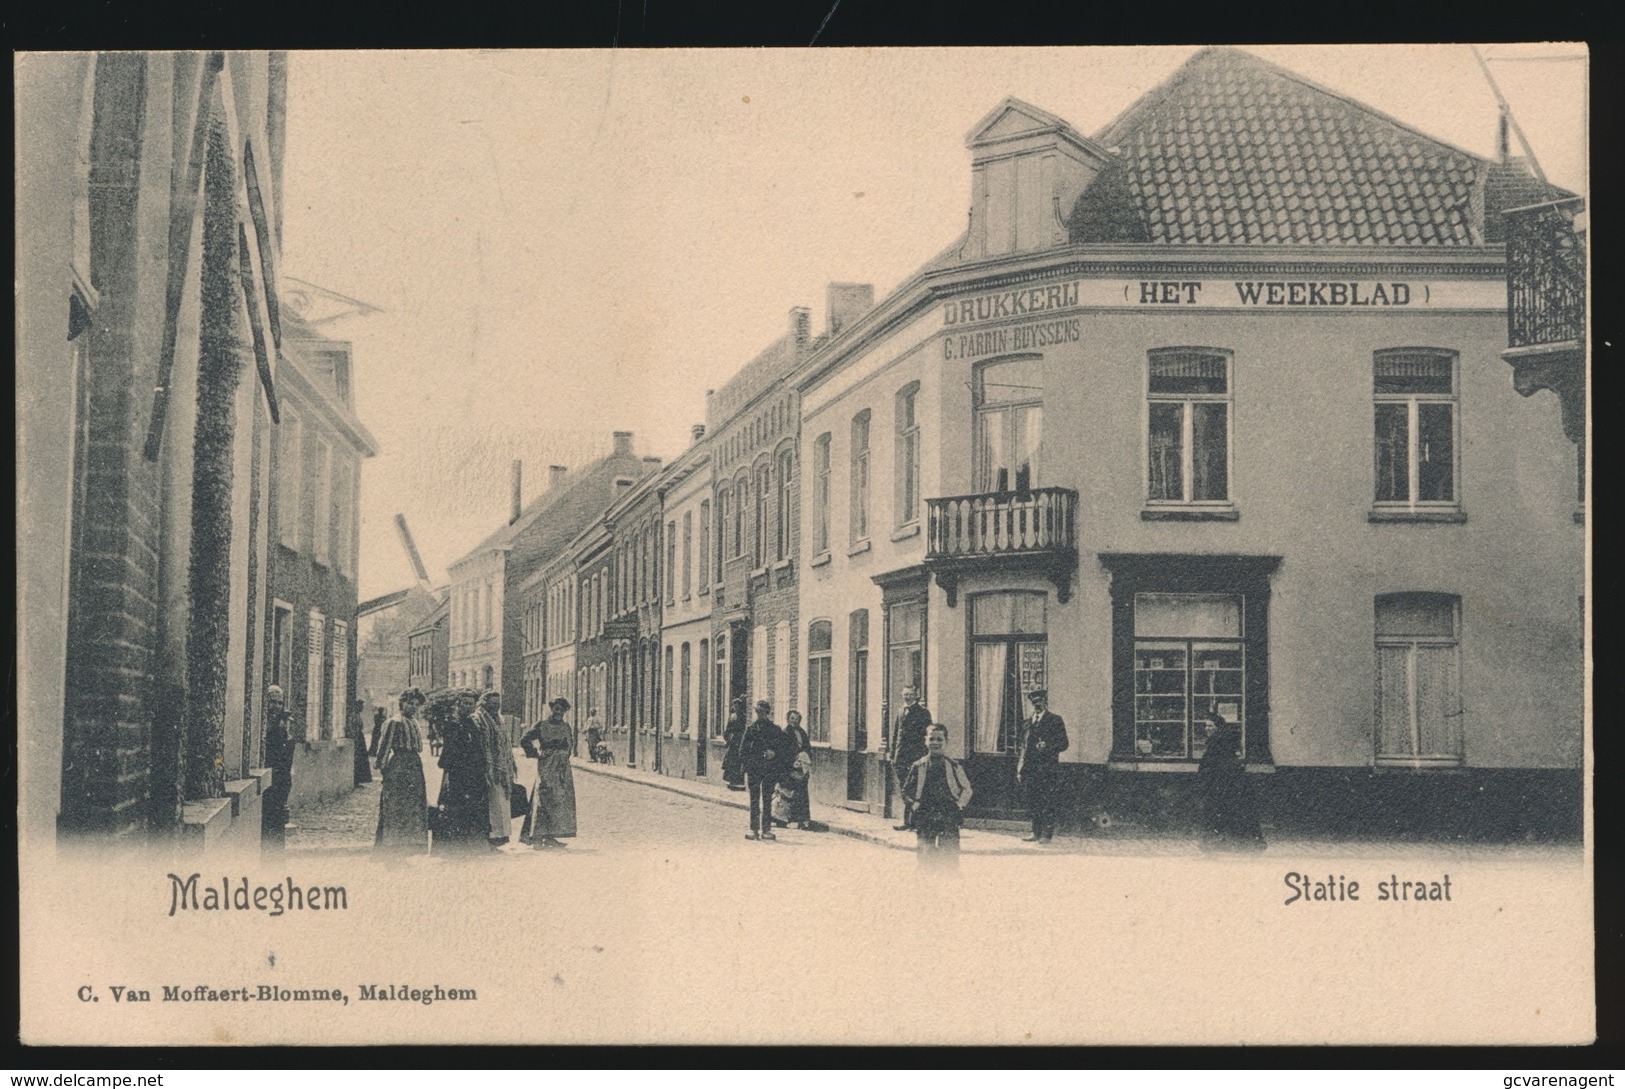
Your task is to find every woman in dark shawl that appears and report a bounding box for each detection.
[433,689,493,854]
[348,699,373,786]
[1197,712,1265,851]
[520,697,578,849]
[374,687,428,856]
[721,697,748,791]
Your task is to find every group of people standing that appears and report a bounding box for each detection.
[720,698,816,840]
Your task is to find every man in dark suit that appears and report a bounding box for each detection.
[741,699,788,841]
[889,686,932,831]
[1017,689,1069,843]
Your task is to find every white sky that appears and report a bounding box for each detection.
[278,45,1587,600]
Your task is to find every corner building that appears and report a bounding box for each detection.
[794,48,1583,836]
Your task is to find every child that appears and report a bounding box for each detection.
[901,724,974,868]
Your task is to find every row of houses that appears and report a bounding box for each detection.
[18,51,378,852]
[398,48,1587,837]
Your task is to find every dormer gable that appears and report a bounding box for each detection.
[964,97,1112,259]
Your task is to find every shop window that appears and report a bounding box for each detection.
[1373,350,1458,509]
[1146,349,1230,505]
[1375,593,1462,763]
[895,382,921,525]
[975,356,1043,493]
[813,433,832,554]
[1133,592,1244,759]
[969,592,1048,754]
[807,620,833,744]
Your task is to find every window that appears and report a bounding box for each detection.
[682,512,693,598]
[731,477,747,559]
[698,500,711,592]
[849,610,869,751]
[330,618,349,741]
[698,638,710,738]
[753,462,770,567]
[713,637,728,737]
[752,624,768,709]
[776,446,794,559]
[813,433,832,554]
[312,438,332,564]
[666,521,677,603]
[969,592,1047,754]
[976,356,1043,493]
[850,411,871,543]
[1374,350,1458,508]
[485,580,495,637]
[277,407,302,548]
[886,599,926,724]
[895,382,921,525]
[680,642,692,734]
[807,620,833,744]
[1375,594,1462,763]
[1133,593,1244,759]
[305,610,326,741]
[774,621,791,713]
[482,664,493,690]
[664,646,674,733]
[1147,349,1230,504]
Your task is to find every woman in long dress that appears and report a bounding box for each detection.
[521,697,578,849]
[1197,713,1265,851]
[375,687,428,856]
[434,689,493,854]
[774,709,814,830]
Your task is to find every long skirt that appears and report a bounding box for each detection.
[525,753,578,840]
[352,735,373,785]
[773,774,811,824]
[433,774,491,854]
[374,751,427,854]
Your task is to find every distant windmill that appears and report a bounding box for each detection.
[393,514,433,593]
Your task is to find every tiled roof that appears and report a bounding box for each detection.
[1071,47,1507,247]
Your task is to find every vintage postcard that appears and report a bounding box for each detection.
[15,45,1591,1046]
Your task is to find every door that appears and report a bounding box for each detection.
[965,592,1048,818]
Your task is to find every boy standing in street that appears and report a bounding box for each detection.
[903,723,974,869]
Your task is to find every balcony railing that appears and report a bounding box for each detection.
[924,487,1078,604]
[1506,198,1585,350]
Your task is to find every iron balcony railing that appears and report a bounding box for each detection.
[925,487,1078,560]
[1506,198,1586,349]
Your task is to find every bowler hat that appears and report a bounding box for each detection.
[550,696,572,710]
[754,699,772,713]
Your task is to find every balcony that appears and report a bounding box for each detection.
[1503,199,1585,452]
[924,487,1078,606]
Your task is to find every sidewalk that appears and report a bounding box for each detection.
[577,758,1132,856]
[575,758,1584,862]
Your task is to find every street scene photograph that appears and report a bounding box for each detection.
[15,45,1591,1046]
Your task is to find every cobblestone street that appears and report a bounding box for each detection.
[287,750,1579,866]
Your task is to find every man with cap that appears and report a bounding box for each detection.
[260,684,296,848]
[1016,689,1069,843]
[740,699,788,840]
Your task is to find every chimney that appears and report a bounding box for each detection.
[509,460,523,524]
[612,430,634,456]
[965,97,1109,259]
[826,282,875,338]
[790,306,811,352]
[548,464,568,490]
[691,423,706,443]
